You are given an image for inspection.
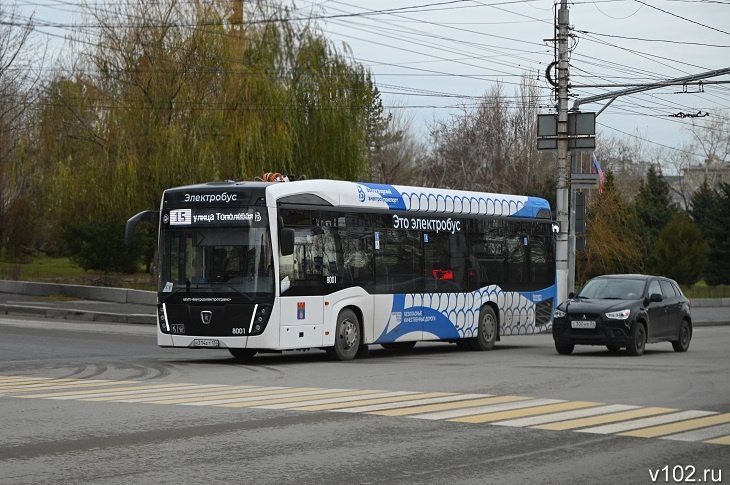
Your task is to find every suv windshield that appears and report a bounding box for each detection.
[577,278,646,300]
[159,220,274,298]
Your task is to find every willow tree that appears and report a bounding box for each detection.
[32,0,384,272]
[577,171,643,284]
[0,2,39,260]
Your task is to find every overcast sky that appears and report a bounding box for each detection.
[304,0,730,160]
[15,0,730,162]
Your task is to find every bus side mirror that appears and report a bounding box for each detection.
[280,228,295,256]
[125,210,159,246]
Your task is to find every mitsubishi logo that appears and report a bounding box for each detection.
[583,315,587,320]
[201,311,212,325]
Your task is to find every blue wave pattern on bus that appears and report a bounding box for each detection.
[357,183,549,219]
[375,286,554,343]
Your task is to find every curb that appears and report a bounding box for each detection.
[0,304,156,325]
[0,280,155,305]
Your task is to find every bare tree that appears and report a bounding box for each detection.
[685,109,730,164]
[656,146,698,210]
[593,132,646,201]
[419,76,547,194]
[370,108,426,185]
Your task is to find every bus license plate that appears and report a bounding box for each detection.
[193,339,220,348]
[571,320,596,329]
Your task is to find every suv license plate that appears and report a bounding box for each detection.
[571,320,596,329]
[193,339,220,348]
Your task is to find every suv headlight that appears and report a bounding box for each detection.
[605,309,631,320]
[553,308,566,319]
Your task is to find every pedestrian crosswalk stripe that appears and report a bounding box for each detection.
[150,387,323,405]
[16,382,194,399]
[0,376,79,386]
[259,391,420,410]
[0,378,77,388]
[411,397,554,421]
[0,376,51,382]
[333,393,471,414]
[370,395,523,417]
[533,407,676,431]
[0,380,137,393]
[80,385,238,401]
[705,435,730,445]
[493,404,640,428]
[577,410,717,435]
[115,386,269,403]
[661,422,730,442]
[620,413,730,438]
[450,401,600,424]
[217,389,382,408]
[2,375,729,446]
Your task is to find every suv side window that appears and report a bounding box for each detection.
[648,280,662,297]
[660,280,677,298]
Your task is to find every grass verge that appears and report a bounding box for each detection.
[0,255,155,291]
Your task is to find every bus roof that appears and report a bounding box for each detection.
[267,180,551,219]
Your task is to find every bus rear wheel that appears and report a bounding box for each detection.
[328,309,361,361]
[229,348,257,361]
[470,306,498,351]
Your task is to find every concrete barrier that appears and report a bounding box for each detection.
[691,298,730,307]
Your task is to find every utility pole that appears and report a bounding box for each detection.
[555,0,571,304]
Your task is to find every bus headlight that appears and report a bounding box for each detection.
[158,304,170,333]
[249,304,272,335]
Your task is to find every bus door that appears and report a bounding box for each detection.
[373,229,424,343]
[277,227,328,349]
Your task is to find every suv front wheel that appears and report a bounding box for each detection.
[671,320,691,352]
[555,342,574,355]
[627,322,646,356]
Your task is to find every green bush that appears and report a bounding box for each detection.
[653,212,708,286]
[61,219,146,274]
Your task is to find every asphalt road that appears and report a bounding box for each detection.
[1,315,729,485]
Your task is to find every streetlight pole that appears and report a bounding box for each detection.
[555,0,571,303]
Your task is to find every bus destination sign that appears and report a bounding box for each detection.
[166,208,263,226]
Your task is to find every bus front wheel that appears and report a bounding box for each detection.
[470,306,498,351]
[229,348,257,361]
[328,309,361,361]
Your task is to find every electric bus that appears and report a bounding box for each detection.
[125,179,556,361]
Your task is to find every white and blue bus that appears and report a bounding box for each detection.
[126,179,556,361]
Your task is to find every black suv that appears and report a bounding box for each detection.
[552,274,692,356]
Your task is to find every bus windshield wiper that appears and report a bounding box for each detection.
[211,281,254,301]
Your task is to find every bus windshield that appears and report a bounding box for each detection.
[159,223,274,298]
